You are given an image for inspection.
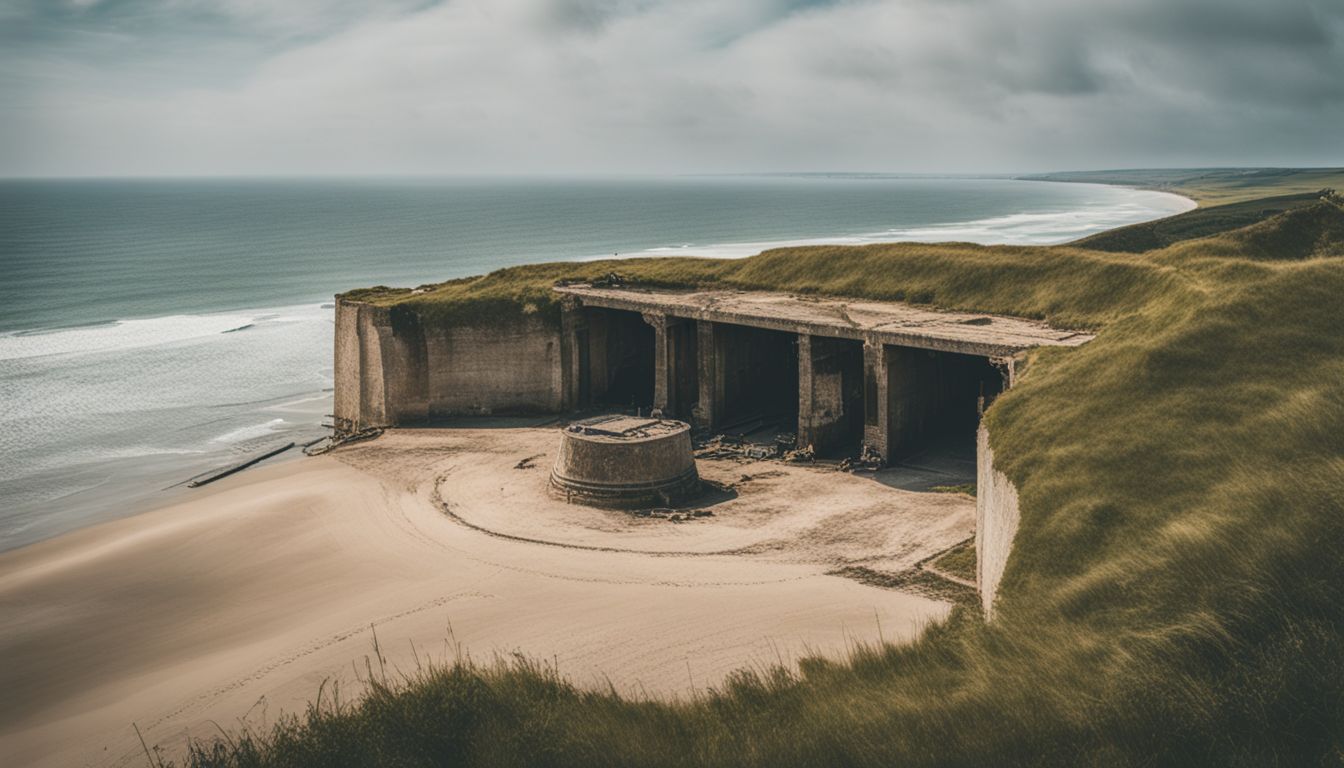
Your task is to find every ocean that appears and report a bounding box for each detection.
[0,175,1192,550]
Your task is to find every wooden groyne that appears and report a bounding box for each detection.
[187,443,295,488]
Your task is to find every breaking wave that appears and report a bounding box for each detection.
[0,304,330,362]
[596,186,1194,260]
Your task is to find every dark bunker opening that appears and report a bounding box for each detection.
[718,324,799,429]
[885,346,1005,461]
[576,308,655,412]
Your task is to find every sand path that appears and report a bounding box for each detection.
[0,427,971,767]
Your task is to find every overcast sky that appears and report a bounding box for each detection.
[2,0,1341,177]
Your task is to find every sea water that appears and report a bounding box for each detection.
[0,175,1192,550]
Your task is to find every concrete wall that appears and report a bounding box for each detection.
[799,335,863,455]
[334,300,389,429]
[425,318,564,417]
[333,298,564,429]
[975,424,1021,620]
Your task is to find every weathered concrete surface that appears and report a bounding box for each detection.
[555,285,1093,358]
[550,416,700,508]
[862,339,891,462]
[798,335,864,456]
[975,424,1021,620]
[425,317,563,417]
[334,298,564,429]
[693,320,722,428]
[333,299,389,429]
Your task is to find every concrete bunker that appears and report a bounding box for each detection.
[555,286,1092,469]
[335,284,1092,471]
[335,284,1095,616]
[550,415,701,509]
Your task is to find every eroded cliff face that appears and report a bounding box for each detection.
[333,299,564,429]
[975,424,1021,620]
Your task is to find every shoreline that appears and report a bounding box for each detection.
[591,180,1194,260]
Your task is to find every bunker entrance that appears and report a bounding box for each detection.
[888,347,1004,462]
[802,336,866,458]
[580,308,655,411]
[719,324,799,429]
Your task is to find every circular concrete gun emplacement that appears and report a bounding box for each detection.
[550,415,701,509]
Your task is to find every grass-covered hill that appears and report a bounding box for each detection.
[1022,167,1344,205]
[201,195,1344,767]
[1074,191,1332,253]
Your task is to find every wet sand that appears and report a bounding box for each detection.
[0,427,972,767]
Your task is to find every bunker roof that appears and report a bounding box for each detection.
[554,285,1094,357]
[567,415,689,442]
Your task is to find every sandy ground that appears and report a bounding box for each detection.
[0,426,973,767]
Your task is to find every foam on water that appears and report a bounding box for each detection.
[0,312,259,361]
[0,301,335,549]
[210,419,289,444]
[604,187,1194,260]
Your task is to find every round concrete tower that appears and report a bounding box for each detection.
[550,415,700,509]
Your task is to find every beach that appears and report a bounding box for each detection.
[0,426,972,767]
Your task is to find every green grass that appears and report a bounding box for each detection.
[1023,167,1344,206]
[344,241,1191,332]
[929,539,976,583]
[1074,191,1334,253]
[193,196,1344,766]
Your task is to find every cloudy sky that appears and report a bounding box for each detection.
[2,0,1341,176]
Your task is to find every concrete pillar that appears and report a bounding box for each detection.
[991,354,1017,389]
[642,312,672,414]
[862,338,890,464]
[796,334,814,448]
[692,320,721,429]
[560,299,583,410]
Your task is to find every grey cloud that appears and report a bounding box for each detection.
[0,0,1340,176]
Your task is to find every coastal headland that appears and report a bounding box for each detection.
[3,172,1343,766]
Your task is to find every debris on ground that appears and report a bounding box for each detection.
[303,427,383,456]
[838,445,884,472]
[513,454,545,470]
[737,471,786,483]
[692,425,823,465]
[592,272,628,288]
[632,507,713,522]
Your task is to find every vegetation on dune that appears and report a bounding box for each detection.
[1023,166,1344,205]
[929,538,976,583]
[200,197,1344,766]
[1074,191,1331,253]
[343,239,1190,331]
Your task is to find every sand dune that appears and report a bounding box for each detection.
[0,428,970,767]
